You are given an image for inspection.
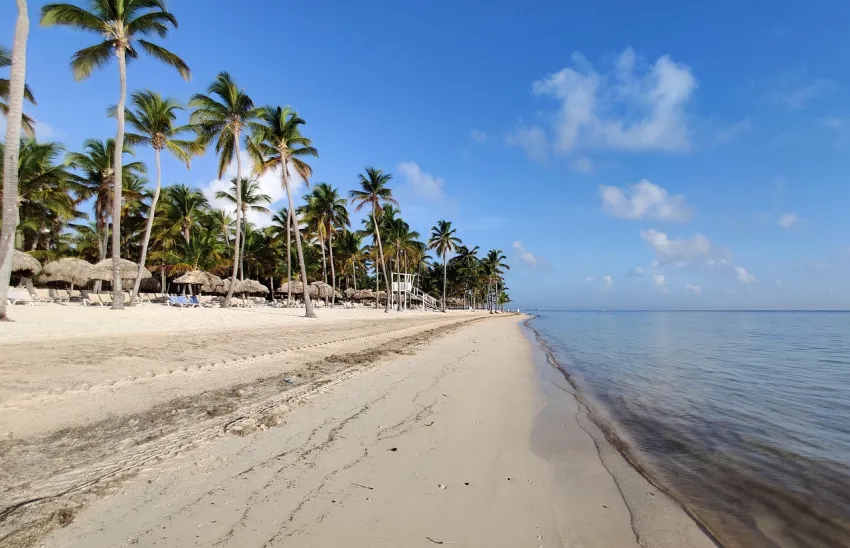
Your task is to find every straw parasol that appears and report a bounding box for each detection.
[344,288,357,299]
[90,258,151,281]
[352,289,375,300]
[173,270,223,293]
[278,280,304,295]
[310,281,333,299]
[235,279,269,294]
[40,257,92,285]
[11,250,42,274]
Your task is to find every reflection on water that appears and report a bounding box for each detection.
[531,311,850,548]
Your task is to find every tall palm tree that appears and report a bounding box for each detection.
[335,229,364,291]
[206,208,234,246]
[41,0,190,309]
[111,90,199,302]
[158,184,208,243]
[451,245,480,309]
[214,177,271,279]
[428,220,461,312]
[350,167,397,313]
[0,0,29,321]
[67,138,145,265]
[248,105,318,318]
[269,207,294,303]
[483,249,510,313]
[302,183,349,305]
[0,42,36,136]
[190,72,256,308]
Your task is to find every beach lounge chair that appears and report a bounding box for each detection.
[48,288,70,304]
[99,293,114,306]
[28,288,53,304]
[7,288,34,306]
[179,295,199,308]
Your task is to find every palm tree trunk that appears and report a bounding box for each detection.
[282,158,315,318]
[130,147,162,304]
[110,46,127,310]
[352,260,357,291]
[396,246,403,312]
[286,208,292,304]
[320,234,327,284]
[328,225,337,307]
[372,211,391,313]
[222,134,243,309]
[239,211,247,280]
[442,252,447,313]
[0,0,28,322]
[374,258,379,309]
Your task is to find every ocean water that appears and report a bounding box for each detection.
[529,311,850,548]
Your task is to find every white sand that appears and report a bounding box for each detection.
[0,308,712,548]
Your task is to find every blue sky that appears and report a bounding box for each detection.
[3,0,850,309]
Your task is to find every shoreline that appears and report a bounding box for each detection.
[2,310,711,547]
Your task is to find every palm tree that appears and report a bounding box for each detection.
[350,167,397,313]
[302,183,349,305]
[482,249,510,313]
[450,244,480,309]
[335,229,365,291]
[206,208,234,246]
[428,220,461,312]
[111,90,199,302]
[158,184,208,243]
[190,72,256,308]
[214,177,271,279]
[41,0,190,309]
[248,105,318,318]
[0,0,29,321]
[0,42,36,136]
[67,138,145,265]
[269,207,294,303]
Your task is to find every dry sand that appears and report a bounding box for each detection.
[0,306,713,547]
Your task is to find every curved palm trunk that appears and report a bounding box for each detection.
[110,47,127,310]
[130,148,162,304]
[222,135,243,309]
[396,246,403,312]
[374,256,379,310]
[328,225,337,307]
[286,208,292,304]
[442,252,447,313]
[239,207,247,280]
[372,210,391,313]
[282,159,315,318]
[0,0,28,322]
[320,231,327,284]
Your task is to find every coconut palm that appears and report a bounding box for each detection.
[214,177,271,279]
[67,138,145,264]
[247,105,318,318]
[189,72,257,308]
[0,42,36,137]
[482,249,510,313]
[205,208,234,246]
[0,0,29,321]
[41,0,190,309]
[110,90,199,302]
[158,184,209,244]
[350,167,397,313]
[335,229,365,291]
[302,183,349,305]
[268,207,295,303]
[428,220,461,312]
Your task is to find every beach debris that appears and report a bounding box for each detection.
[426,537,444,544]
[438,484,446,490]
[351,482,374,490]
[283,376,294,384]
[602,505,608,508]
[464,482,470,486]
[424,421,435,427]
[506,477,512,481]
[388,447,398,452]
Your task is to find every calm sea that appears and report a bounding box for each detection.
[529,311,850,548]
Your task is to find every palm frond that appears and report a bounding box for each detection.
[70,41,115,80]
[137,40,190,80]
[40,3,106,32]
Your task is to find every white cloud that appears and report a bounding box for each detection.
[505,125,549,163]
[200,150,303,228]
[685,283,702,295]
[397,161,445,202]
[520,48,696,154]
[602,275,613,289]
[601,180,691,221]
[735,266,756,284]
[626,266,645,277]
[641,229,718,264]
[470,129,488,143]
[776,280,782,287]
[715,118,752,144]
[512,241,538,268]
[652,274,670,293]
[778,213,799,229]
[571,156,595,174]
[585,276,594,282]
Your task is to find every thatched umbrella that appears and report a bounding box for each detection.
[40,257,92,285]
[138,277,162,292]
[173,270,213,286]
[353,289,375,300]
[334,290,344,300]
[310,281,333,299]
[90,258,151,281]
[236,279,269,294]
[11,250,41,274]
[201,274,224,293]
[278,280,304,295]
[344,288,357,299]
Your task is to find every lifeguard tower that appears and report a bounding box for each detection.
[390,272,439,310]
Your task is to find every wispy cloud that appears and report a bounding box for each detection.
[571,156,595,174]
[778,212,799,229]
[770,69,835,110]
[653,274,670,293]
[602,275,613,289]
[512,241,539,268]
[600,180,691,222]
[734,266,756,284]
[470,129,488,143]
[685,283,702,295]
[397,161,446,202]
[505,125,548,163]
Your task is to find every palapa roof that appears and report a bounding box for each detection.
[344,288,357,298]
[40,257,93,284]
[11,250,41,274]
[174,270,215,285]
[309,281,333,298]
[90,258,151,281]
[279,280,304,294]
[236,279,269,294]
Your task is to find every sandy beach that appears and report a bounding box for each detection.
[0,307,712,547]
